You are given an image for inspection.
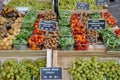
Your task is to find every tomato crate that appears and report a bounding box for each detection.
[53,50,120,80]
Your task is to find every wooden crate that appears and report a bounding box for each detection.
[53,50,120,80]
[0,49,52,67]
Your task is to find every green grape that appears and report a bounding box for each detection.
[68,57,120,80]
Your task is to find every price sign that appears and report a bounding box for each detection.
[96,0,109,5]
[39,20,58,31]
[118,60,120,65]
[41,67,62,80]
[0,0,3,13]
[88,19,106,30]
[77,2,89,10]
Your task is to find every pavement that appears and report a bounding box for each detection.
[108,0,120,27]
[0,0,3,11]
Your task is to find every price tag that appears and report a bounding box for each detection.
[118,60,120,65]
[77,2,89,10]
[96,0,109,5]
[0,0,3,13]
[88,19,106,30]
[39,20,58,32]
[41,67,62,80]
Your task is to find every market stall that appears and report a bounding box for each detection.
[0,0,120,80]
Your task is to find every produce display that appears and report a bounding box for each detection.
[115,29,120,38]
[70,14,89,50]
[13,10,38,50]
[0,58,46,80]
[28,10,60,50]
[99,29,120,51]
[59,0,103,10]
[0,6,23,50]
[7,0,52,10]
[101,11,117,27]
[68,57,120,80]
[59,11,74,50]
[87,30,99,43]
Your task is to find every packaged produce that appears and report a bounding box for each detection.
[28,34,45,50]
[99,29,120,51]
[115,29,120,38]
[87,30,99,43]
[89,12,101,19]
[59,36,74,50]
[44,31,60,50]
[70,14,89,50]
[101,11,117,27]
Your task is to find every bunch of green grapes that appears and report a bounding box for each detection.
[0,59,18,80]
[0,58,46,80]
[20,59,34,75]
[59,0,77,10]
[32,59,46,80]
[7,0,52,10]
[59,0,103,10]
[79,0,103,10]
[68,57,120,80]
[100,60,120,80]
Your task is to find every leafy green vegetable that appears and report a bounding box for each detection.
[13,10,37,45]
[59,36,74,50]
[99,29,120,51]
[89,12,101,19]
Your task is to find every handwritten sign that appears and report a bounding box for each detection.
[88,19,106,30]
[77,2,89,10]
[96,0,109,5]
[41,67,62,80]
[39,20,58,31]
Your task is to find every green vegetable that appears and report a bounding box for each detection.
[89,12,101,19]
[59,36,74,50]
[99,29,120,51]
[60,27,72,36]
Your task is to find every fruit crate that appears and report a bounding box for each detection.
[3,0,53,10]
[0,49,52,67]
[0,49,52,80]
[53,50,120,80]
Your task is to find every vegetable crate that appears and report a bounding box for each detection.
[0,49,52,80]
[53,50,120,80]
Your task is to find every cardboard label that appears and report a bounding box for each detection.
[96,0,109,5]
[41,67,62,80]
[39,20,58,32]
[88,19,106,30]
[77,2,89,10]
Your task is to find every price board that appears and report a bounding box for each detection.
[41,67,62,80]
[88,19,106,30]
[77,2,89,10]
[96,0,109,5]
[39,20,58,32]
